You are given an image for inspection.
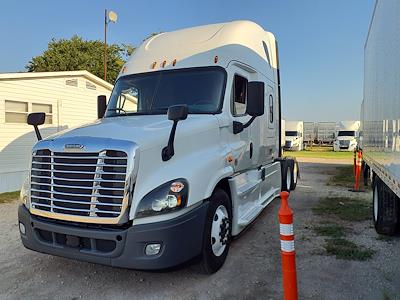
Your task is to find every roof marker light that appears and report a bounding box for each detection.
[214,56,218,63]
[151,62,157,69]
[161,60,167,68]
[172,59,177,66]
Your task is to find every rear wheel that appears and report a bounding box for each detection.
[289,160,299,190]
[373,176,399,235]
[280,160,292,192]
[200,188,231,273]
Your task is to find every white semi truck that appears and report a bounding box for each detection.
[361,1,400,235]
[333,121,360,152]
[18,21,299,273]
[284,121,304,151]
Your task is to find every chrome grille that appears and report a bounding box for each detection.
[339,140,350,147]
[30,149,127,219]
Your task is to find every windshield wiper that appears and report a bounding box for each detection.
[107,108,127,115]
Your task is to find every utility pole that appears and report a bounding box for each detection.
[104,9,118,82]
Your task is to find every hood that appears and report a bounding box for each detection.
[285,136,300,142]
[336,136,356,141]
[46,114,219,151]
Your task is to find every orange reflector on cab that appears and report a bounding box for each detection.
[151,62,157,69]
[172,59,177,66]
[214,56,218,63]
[161,60,167,68]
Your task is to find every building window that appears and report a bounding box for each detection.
[4,100,53,124]
[5,100,28,123]
[32,103,53,124]
[232,75,248,116]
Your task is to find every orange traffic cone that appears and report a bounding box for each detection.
[279,191,298,300]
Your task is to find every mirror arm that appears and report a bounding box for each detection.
[33,125,42,141]
[162,120,178,161]
[233,116,256,134]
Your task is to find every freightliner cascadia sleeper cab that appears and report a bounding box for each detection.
[18,21,298,273]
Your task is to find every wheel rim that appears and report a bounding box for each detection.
[211,205,229,257]
[286,167,292,189]
[373,184,378,222]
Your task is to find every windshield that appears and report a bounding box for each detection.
[105,67,226,117]
[338,131,356,137]
[286,131,299,137]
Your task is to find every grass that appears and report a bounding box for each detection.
[312,196,372,221]
[313,224,345,238]
[324,238,375,261]
[0,191,20,203]
[327,165,355,187]
[284,148,353,159]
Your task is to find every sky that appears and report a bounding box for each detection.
[0,0,374,121]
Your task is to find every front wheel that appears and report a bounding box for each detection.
[200,188,231,273]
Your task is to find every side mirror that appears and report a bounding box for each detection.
[233,81,265,134]
[97,95,107,119]
[246,81,265,116]
[27,112,45,141]
[167,105,188,121]
[162,105,188,161]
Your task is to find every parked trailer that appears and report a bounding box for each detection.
[333,121,360,152]
[361,1,400,235]
[18,21,299,273]
[303,122,316,145]
[316,122,336,145]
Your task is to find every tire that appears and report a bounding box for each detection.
[363,164,369,187]
[200,188,231,273]
[373,176,399,235]
[289,160,299,191]
[280,159,292,192]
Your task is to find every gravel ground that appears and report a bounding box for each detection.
[1,161,399,299]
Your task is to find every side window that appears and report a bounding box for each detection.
[262,41,271,67]
[232,75,248,116]
[269,95,274,123]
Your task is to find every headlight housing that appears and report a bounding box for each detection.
[135,179,189,218]
[20,177,30,208]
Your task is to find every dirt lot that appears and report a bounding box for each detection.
[1,160,400,299]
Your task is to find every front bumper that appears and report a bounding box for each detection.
[18,202,208,270]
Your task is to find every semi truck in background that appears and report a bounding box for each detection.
[17,21,299,273]
[361,1,400,235]
[284,121,304,151]
[333,121,360,152]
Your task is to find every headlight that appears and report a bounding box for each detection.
[135,179,189,218]
[20,177,30,208]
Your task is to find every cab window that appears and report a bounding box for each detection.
[232,75,248,116]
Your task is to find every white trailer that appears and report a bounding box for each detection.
[303,122,316,145]
[17,21,299,273]
[333,121,360,152]
[316,122,336,145]
[362,1,400,235]
[284,121,303,151]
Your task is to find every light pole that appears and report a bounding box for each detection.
[104,9,118,82]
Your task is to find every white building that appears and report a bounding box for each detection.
[0,71,113,192]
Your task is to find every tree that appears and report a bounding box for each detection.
[26,36,133,83]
